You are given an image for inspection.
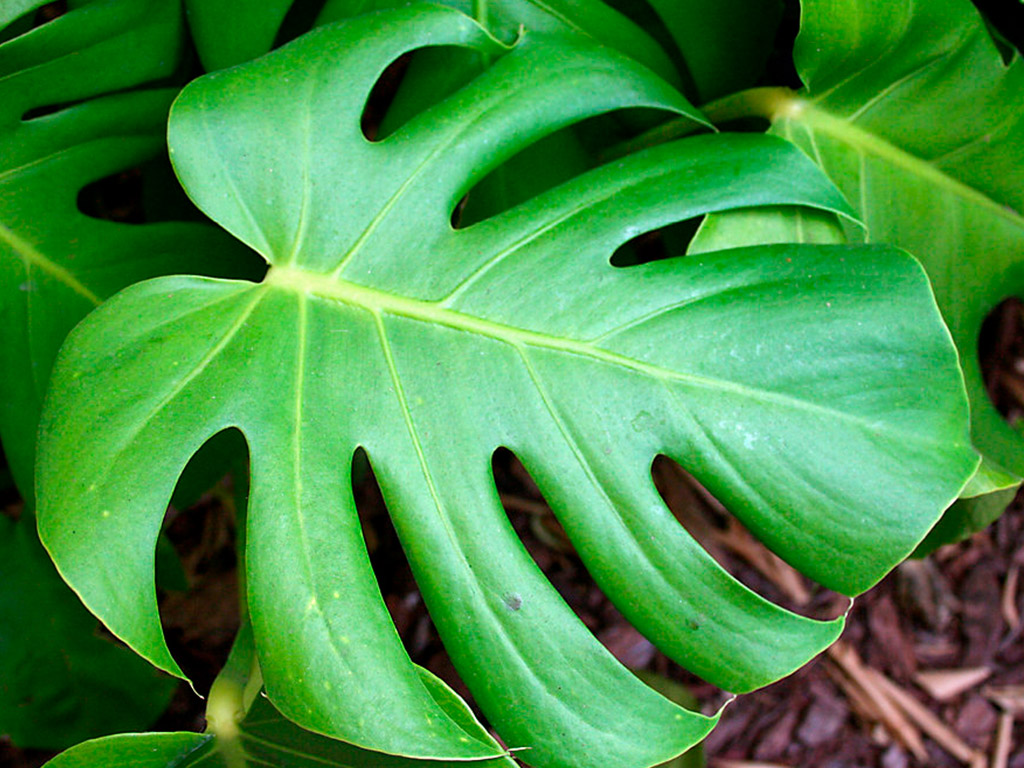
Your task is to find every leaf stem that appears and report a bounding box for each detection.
[701,87,803,125]
[204,476,258,766]
[205,621,263,768]
[473,0,488,30]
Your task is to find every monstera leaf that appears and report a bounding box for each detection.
[0,516,175,749]
[0,0,258,503]
[0,0,261,747]
[693,0,1024,538]
[37,6,977,768]
[43,696,511,768]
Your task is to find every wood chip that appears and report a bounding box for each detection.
[983,685,1024,716]
[498,493,550,517]
[916,668,993,702]
[711,517,811,605]
[825,662,884,721]
[827,643,927,760]
[991,711,1014,768]
[868,667,983,765]
[1001,563,1020,631]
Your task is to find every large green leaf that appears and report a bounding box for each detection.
[696,0,1024,515]
[0,0,258,748]
[0,0,257,504]
[37,6,977,768]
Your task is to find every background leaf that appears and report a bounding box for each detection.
[41,694,517,768]
[694,0,1024,543]
[0,0,259,504]
[640,0,786,103]
[0,517,175,749]
[0,0,259,748]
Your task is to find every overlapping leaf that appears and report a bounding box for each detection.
[0,516,174,749]
[37,6,977,768]
[188,0,677,79]
[0,0,257,503]
[0,0,254,746]
[43,622,513,768]
[693,0,1024,542]
[43,689,511,768]
[640,0,785,103]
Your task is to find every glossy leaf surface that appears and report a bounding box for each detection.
[701,0,1024,506]
[37,7,977,768]
[0,0,256,503]
[0,0,246,748]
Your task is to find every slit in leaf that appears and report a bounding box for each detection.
[610,217,706,267]
[159,428,249,697]
[362,46,483,142]
[979,296,1024,429]
[653,455,844,623]
[359,448,485,724]
[1,0,64,44]
[454,107,676,230]
[495,447,720,709]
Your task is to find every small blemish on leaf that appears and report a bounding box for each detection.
[503,592,523,611]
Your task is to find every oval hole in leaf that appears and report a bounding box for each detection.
[610,218,705,267]
[1,0,65,45]
[652,455,845,623]
[978,296,1024,429]
[158,429,248,696]
[361,46,485,143]
[77,167,146,223]
[455,107,678,229]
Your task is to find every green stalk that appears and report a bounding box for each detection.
[701,86,801,124]
[473,0,489,30]
[204,470,258,768]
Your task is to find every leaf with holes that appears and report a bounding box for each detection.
[692,0,1024,540]
[0,0,256,748]
[37,6,978,768]
[0,0,257,504]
